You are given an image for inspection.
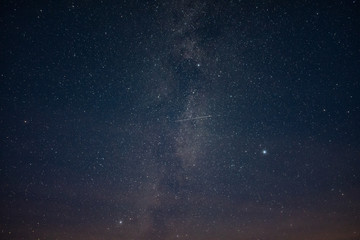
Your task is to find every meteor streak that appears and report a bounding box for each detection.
[175,115,212,122]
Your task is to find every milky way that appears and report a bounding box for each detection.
[1,0,360,239]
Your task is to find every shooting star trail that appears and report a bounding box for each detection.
[175,115,212,122]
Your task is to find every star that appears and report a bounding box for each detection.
[262,149,267,155]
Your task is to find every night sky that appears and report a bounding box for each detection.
[1,1,360,239]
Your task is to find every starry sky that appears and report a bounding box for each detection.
[1,0,360,239]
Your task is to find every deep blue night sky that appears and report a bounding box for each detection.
[1,0,360,239]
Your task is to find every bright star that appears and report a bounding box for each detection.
[262,150,267,155]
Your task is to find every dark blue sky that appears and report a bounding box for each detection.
[1,0,360,239]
